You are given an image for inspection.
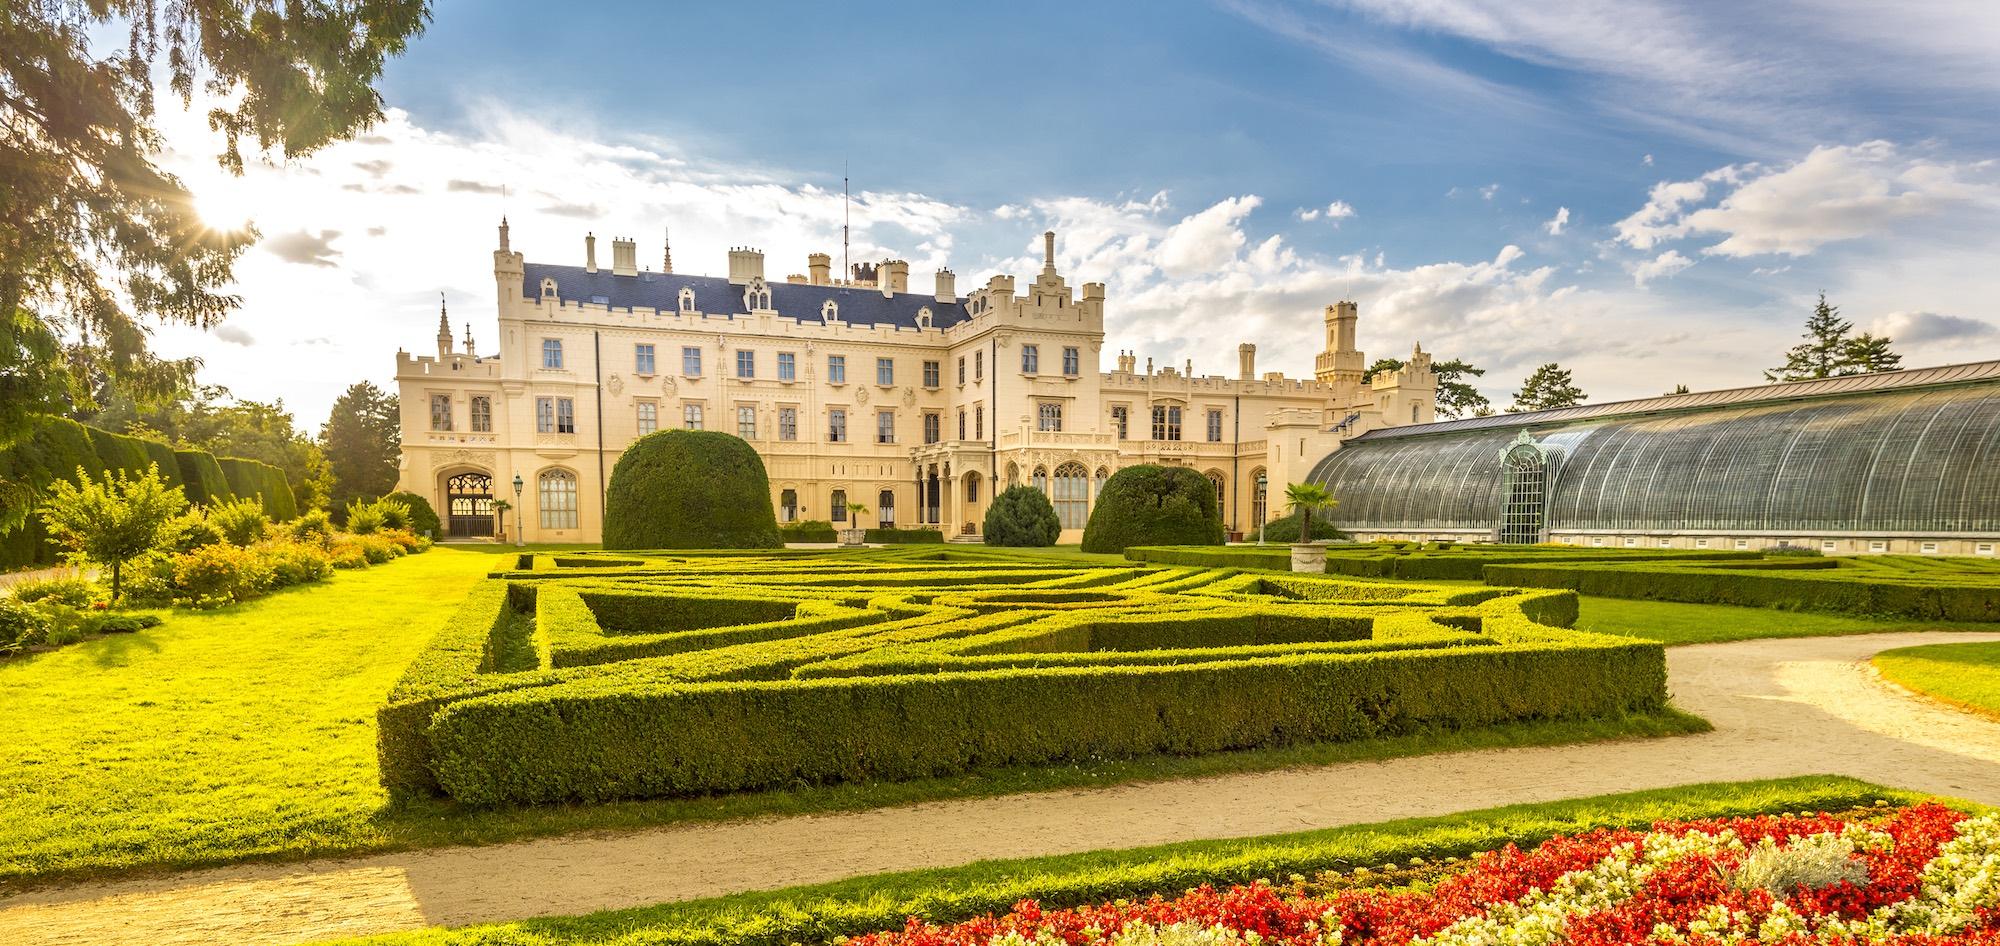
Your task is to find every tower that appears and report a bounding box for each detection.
[1314,300,1365,385]
[435,294,452,358]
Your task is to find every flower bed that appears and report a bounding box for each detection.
[851,804,1999,946]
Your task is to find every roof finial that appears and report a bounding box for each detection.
[662,226,673,274]
[436,292,453,357]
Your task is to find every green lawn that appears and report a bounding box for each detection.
[0,546,1705,889]
[325,776,1937,946]
[1875,640,2000,719]
[1575,594,1987,645]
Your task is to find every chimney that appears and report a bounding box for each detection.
[934,267,956,302]
[727,247,765,285]
[611,237,638,277]
[808,252,831,286]
[1042,230,1057,271]
[584,232,598,273]
[1239,344,1257,380]
[880,259,909,297]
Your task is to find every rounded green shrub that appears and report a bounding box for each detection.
[983,485,1061,547]
[1254,509,1350,544]
[383,491,441,537]
[1079,464,1225,553]
[603,430,782,550]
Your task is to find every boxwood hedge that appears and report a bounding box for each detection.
[603,430,782,550]
[1080,465,1225,553]
[379,548,1664,805]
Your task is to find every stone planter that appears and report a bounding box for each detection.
[1290,543,1327,573]
[838,528,867,547]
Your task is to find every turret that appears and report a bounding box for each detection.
[1239,343,1257,380]
[880,259,909,296]
[1314,300,1365,385]
[808,252,831,286]
[492,216,525,305]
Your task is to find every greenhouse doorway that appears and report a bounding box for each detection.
[1498,436,1549,544]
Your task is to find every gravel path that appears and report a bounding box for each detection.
[4,630,1998,946]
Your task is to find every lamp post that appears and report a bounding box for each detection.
[512,474,525,548]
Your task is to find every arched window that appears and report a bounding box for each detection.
[780,488,798,522]
[541,338,564,369]
[965,471,981,504]
[1053,463,1089,530]
[1499,435,1551,544]
[538,469,578,529]
[822,299,840,323]
[916,307,933,328]
[1251,468,1268,527]
[677,286,696,314]
[831,488,849,523]
[540,278,558,302]
[1032,466,1048,494]
[1205,470,1226,519]
[446,472,494,538]
[878,489,896,528]
[743,277,772,311]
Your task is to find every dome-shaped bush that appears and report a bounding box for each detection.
[1079,464,1225,553]
[603,430,781,549]
[983,484,1061,547]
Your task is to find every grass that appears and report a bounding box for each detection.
[1875,640,2000,719]
[1575,594,1990,645]
[325,776,1946,946]
[0,546,1706,890]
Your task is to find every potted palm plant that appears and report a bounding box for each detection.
[840,501,869,546]
[1284,481,1336,572]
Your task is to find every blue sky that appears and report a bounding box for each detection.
[157,0,2000,422]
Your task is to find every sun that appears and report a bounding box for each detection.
[188,172,262,231]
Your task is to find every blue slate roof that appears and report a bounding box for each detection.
[520,263,970,330]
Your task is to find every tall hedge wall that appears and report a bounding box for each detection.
[0,415,296,568]
[603,430,782,549]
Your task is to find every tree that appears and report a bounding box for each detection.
[1364,357,1492,419]
[84,382,333,510]
[983,485,1061,547]
[0,2,430,457]
[1844,332,1903,374]
[1507,363,1587,413]
[1765,293,1901,381]
[1668,384,1691,395]
[320,382,401,515]
[1283,482,1335,544]
[38,464,187,600]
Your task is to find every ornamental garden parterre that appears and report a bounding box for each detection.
[378,546,1666,805]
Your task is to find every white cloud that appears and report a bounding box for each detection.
[1479,183,1500,201]
[1297,200,1356,224]
[1543,206,1570,235]
[262,229,344,267]
[1642,154,1654,166]
[1628,249,1694,286]
[1873,310,1999,346]
[1750,265,1791,276]
[213,324,256,347]
[1614,141,2000,257]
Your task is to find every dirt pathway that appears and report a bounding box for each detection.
[5,630,1999,946]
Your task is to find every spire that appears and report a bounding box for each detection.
[498,215,510,253]
[462,321,476,358]
[435,293,453,358]
[662,226,673,274]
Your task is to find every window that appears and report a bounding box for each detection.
[736,350,755,379]
[682,346,702,377]
[1921,541,1939,554]
[470,396,491,433]
[974,404,984,439]
[778,407,798,441]
[556,398,574,433]
[828,355,846,384]
[966,473,980,503]
[535,397,555,433]
[876,410,895,444]
[637,401,657,434]
[1206,471,1225,520]
[974,351,984,380]
[1591,537,1605,547]
[1660,538,1673,548]
[538,470,578,529]
[1032,467,1048,493]
[780,489,797,522]
[777,351,796,381]
[923,360,940,388]
[1977,542,1995,556]
[1021,345,1039,374]
[957,409,966,441]
[1869,540,1888,552]
[1038,402,1063,432]
[828,408,847,442]
[1053,463,1089,530]
[1111,406,1128,440]
[956,357,966,384]
[830,489,848,523]
[1151,405,1182,440]
[877,489,896,528]
[429,394,453,431]
[1734,539,1749,550]
[1624,537,1638,548]
[1206,408,1223,442]
[1252,469,1268,527]
[876,357,894,385]
[923,412,940,444]
[683,403,703,430]
[635,344,655,375]
[1696,538,1711,549]
[541,339,563,369]
[1062,346,1080,375]
[738,406,757,439]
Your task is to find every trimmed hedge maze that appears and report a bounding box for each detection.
[380,549,1665,806]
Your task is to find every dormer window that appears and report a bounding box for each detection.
[678,286,696,314]
[743,277,772,311]
[822,299,841,324]
[916,307,933,329]
[539,278,558,302]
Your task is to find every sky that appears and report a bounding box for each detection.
[150,0,2000,425]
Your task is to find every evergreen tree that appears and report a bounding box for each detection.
[1668,384,1691,395]
[1507,363,1587,413]
[1363,356,1493,418]
[1844,332,1904,374]
[1766,293,1854,381]
[320,382,402,515]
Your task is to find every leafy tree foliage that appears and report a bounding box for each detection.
[1766,293,1902,381]
[1363,356,1492,419]
[84,382,333,509]
[39,463,187,599]
[1507,363,1587,413]
[983,485,1061,547]
[319,381,400,515]
[383,491,440,537]
[0,1,430,454]
[1283,481,1335,544]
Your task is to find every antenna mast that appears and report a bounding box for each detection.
[842,162,850,286]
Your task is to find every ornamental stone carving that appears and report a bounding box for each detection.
[902,387,917,407]
[608,373,624,396]
[431,448,498,471]
[856,386,869,405]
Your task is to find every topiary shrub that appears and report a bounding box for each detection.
[603,430,782,550]
[983,485,1060,547]
[384,491,441,537]
[1079,465,1225,553]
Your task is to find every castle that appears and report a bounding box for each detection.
[392,222,1437,543]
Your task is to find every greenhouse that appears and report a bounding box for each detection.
[1304,360,2000,555]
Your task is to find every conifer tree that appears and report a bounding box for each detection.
[1363,356,1492,418]
[319,382,402,515]
[1844,332,1904,374]
[1507,363,1587,413]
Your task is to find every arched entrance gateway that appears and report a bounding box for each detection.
[445,471,496,538]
